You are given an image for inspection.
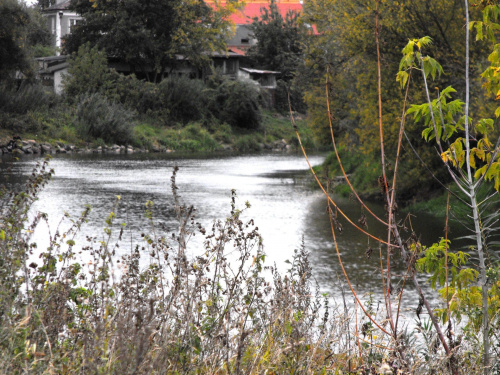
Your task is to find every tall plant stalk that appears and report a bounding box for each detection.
[463,0,490,370]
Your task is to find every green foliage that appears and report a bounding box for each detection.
[247,0,308,82]
[397,6,500,363]
[74,93,135,145]
[274,79,306,114]
[110,74,162,115]
[0,0,31,80]
[207,79,262,130]
[63,44,116,99]
[24,6,53,49]
[0,1,54,81]
[0,82,57,115]
[234,134,262,152]
[301,0,488,200]
[64,0,237,80]
[158,76,206,124]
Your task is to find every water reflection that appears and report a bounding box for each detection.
[0,152,466,317]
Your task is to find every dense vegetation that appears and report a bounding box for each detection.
[2,0,500,372]
[0,159,494,374]
[0,0,315,153]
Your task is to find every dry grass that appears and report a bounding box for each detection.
[0,158,493,374]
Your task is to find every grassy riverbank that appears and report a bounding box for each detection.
[0,110,315,156]
[0,106,315,155]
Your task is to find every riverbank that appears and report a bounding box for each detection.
[0,110,315,156]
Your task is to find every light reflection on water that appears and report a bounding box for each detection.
[0,152,466,323]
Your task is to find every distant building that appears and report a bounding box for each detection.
[42,0,82,54]
[37,1,300,94]
[206,0,303,56]
[238,67,279,88]
[36,55,68,94]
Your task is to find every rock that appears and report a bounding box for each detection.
[11,148,24,156]
[41,144,51,153]
[22,146,33,154]
[56,147,67,154]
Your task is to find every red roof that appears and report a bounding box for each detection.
[212,2,303,25]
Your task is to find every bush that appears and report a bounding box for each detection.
[158,76,207,124]
[234,134,262,152]
[0,82,57,115]
[177,123,220,151]
[74,93,135,145]
[109,74,162,115]
[63,44,117,100]
[207,79,262,130]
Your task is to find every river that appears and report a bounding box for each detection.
[0,151,463,323]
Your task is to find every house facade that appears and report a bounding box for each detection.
[42,0,83,54]
[36,55,68,94]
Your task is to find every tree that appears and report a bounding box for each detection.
[0,0,55,81]
[247,0,308,81]
[293,1,500,372]
[300,0,490,199]
[62,43,117,99]
[25,6,55,57]
[35,0,55,10]
[64,0,239,81]
[0,0,30,80]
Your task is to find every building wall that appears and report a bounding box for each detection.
[44,11,82,50]
[54,68,67,95]
[227,25,257,47]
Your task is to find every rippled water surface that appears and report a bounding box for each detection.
[1,152,465,320]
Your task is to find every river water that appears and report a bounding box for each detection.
[0,152,463,323]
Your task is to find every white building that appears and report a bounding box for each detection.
[43,0,82,54]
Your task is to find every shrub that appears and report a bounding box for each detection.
[210,122,233,144]
[0,165,346,374]
[74,93,135,145]
[63,44,117,100]
[178,122,219,151]
[109,74,162,115]
[234,134,262,152]
[0,82,57,115]
[207,79,262,130]
[158,76,207,124]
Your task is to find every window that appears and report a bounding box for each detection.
[69,18,82,32]
[50,16,56,34]
[241,38,249,44]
